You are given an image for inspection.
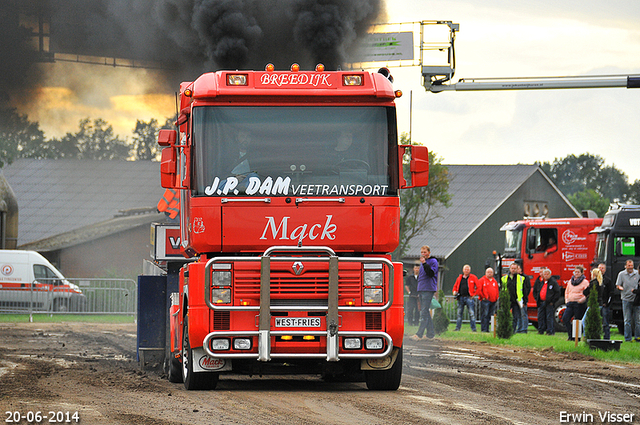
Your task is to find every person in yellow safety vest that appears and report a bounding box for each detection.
[157,189,180,219]
[501,262,530,334]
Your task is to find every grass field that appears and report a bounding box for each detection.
[0,314,135,324]
[405,324,640,364]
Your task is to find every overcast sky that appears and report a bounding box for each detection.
[384,0,640,181]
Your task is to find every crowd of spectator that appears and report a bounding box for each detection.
[405,252,640,342]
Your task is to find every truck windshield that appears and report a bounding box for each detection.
[504,230,522,257]
[192,106,395,197]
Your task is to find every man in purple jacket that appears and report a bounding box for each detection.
[411,245,438,340]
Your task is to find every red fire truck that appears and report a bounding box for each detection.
[498,216,602,330]
[157,64,429,390]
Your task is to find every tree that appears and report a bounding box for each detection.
[50,118,130,160]
[496,284,513,339]
[0,108,47,167]
[628,180,640,204]
[540,153,605,197]
[541,153,630,216]
[567,189,611,218]
[583,283,602,342]
[394,133,451,259]
[132,118,161,160]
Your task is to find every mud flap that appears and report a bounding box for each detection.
[192,348,232,373]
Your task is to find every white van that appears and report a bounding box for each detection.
[0,250,85,312]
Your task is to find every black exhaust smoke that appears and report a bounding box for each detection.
[0,0,384,128]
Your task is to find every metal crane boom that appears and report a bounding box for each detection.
[419,22,640,93]
[426,74,640,93]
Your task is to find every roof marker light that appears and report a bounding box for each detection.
[395,90,403,98]
[291,63,300,72]
[343,75,363,86]
[227,74,248,86]
[315,63,325,72]
[265,63,275,72]
[183,88,193,97]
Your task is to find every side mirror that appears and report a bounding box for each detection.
[398,145,429,189]
[158,129,177,147]
[160,147,177,188]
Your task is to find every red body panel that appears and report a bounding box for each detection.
[186,197,400,254]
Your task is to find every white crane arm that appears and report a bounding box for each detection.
[426,74,640,93]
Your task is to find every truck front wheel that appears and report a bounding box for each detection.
[364,347,402,391]
[554,300,567,333]
[181,317,218,390]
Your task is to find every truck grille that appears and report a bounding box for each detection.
[213,311,230,330]
[233,267,361,301]
[366,312,382,330]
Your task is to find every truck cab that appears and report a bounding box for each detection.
[159,66,429,390]
[500,216,601,330]
[592,204,640,329]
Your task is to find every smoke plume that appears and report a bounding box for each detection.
[0,0,384,137]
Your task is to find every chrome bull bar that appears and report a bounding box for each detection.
[203,246,394,362]
[203,331,393,360]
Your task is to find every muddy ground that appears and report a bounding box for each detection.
[1,322,639,425]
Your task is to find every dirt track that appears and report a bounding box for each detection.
[1,322,639,425]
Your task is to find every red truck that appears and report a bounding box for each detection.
[499,216,602,330]
[157,64,429,390]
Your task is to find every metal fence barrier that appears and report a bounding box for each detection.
[0,278,137,317]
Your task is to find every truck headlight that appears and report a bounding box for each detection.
[212,270,231,286]
[363,271,383,286]
[211,338,230,351]
[233,338,252,350]
[343,338,362,350]
[365,338,384,350]
[211,288,231,304]
[364,288,383,303]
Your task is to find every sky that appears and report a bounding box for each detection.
[29,0,640,181]
[384,0,640,181]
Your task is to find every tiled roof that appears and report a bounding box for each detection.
[405,164,541,259]
[2,159,165,246]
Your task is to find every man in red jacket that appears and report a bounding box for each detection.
[532,268,561,335]
[453,265,479,332]
[477,267,500,332]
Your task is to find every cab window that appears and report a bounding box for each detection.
[614,237,639,257]
[527,228,558,254]
[33,265,61,285]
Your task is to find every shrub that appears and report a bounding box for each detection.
[433,289,450,335]
[496,284,513,339]
[583,283,603,342]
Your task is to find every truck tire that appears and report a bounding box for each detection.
[554,300,567,333]
[182,317,218,390]
[167,354,183,383]
[364,347,402,391]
